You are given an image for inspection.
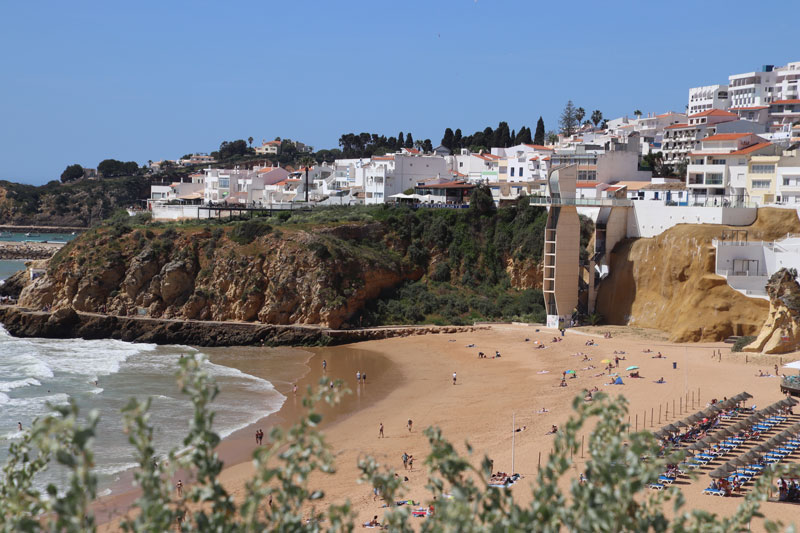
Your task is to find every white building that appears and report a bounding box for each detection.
[254,140,281,155]
[686,133,775,204]
[549,135,651,184]
[687,85,730,115]
[363,153,448,204]
[728,66,778,108]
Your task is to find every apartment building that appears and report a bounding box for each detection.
[549,135,650,184]
[767,148,800,205]
[728,66,779,108]
[363,153,448,204]
[202,166,290,204]
[661,109,748,163]
[686,133,776,204]
[688,85,730,115]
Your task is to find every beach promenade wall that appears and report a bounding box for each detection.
[577,203,757,238]
[626,203,757,238]
[0,305,487,347]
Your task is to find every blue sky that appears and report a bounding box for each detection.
[1,1,798,185]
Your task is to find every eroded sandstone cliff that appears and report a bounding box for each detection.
[596,208,800,342]
[19,223,420,329]
[743,268,800,354]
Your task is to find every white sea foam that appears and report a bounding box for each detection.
[0,377,42,392]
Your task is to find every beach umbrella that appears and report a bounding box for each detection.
[785,396,798,405]
[742,392,753,399]
[709,464,735,478]
[686,414,701,424]
[665,451,685,464]
[688,441,708,451]
[664,424,678,433]
[626,365,639,371]
[675,420,688,428]
[730,456,750,468]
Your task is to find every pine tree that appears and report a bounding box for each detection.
[534,117,545,145]
[559,101,579,137]
[517,126,532,144]
[422,139,433,153]
[398,131,404,151]
[405,132,413,149]
[442,128,455,150]
[454,128,463,149]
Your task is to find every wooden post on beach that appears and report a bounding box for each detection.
[659,404,662,424]
[679,397,682,414]
[581,435,584,458]
[691,391,694,409]
[698,387,700,403]
[627,415,630,433]
[635,414,638,432]
[672,399,675,417]
[651,407,654,427]
[538,452,541,472]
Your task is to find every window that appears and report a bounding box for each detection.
[751,164,775,174]
[519,167,523,176]
[499,166,507,173]
[510,167,515,177]
[752,180,771,189]
[218,178,230,189]
[711,159,726,165]
[459,162,463,167]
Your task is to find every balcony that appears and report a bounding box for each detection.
[530,196,632,207]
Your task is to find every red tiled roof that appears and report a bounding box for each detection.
[689,109,738,118]
[730,106,769,111]
[665,123,691,129]
[404,148,420,154]
[576,181,600,188]
[771,99,800,105]
[701,133,753,142]
[372,156,394,161]
[265,140,281,145]
[689,142,773,157]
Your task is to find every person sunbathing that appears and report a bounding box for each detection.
[643,348,652,353]
[538,407,549,413]
[656,377,665,383]
[537,344,546,349]
[547,425,558,434]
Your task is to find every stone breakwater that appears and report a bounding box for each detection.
[0,306,488,347]
[0,241,63,260]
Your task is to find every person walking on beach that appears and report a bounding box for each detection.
[322,359,327,372]
[402,452,409,469]
[408,455,414,470]
[17,422,22,432]
[293,383,297,395]
[176,480,183,498]
[362,373,367,383]
[356,370,361,383]
[407,419,413,432]
[379,422,385,438]
[452,371,457,385]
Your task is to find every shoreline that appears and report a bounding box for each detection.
[94,342,401,528]
[0,305,487,347]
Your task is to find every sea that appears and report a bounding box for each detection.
[0,234,300,496]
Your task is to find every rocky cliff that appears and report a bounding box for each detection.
[15,202,549,330]
[743,269,800,354]
[596,208,800,342]
[19,222,420,329]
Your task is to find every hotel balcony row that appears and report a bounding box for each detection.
[687,171,725,187]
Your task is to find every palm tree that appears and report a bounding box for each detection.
[248,136,254,147]
[590,110,603,127]
[634,109,643,119]
[299,155,315,203]
[575,107,586,127]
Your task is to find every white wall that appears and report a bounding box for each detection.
[626,202,757,238]
[151,205,203,220]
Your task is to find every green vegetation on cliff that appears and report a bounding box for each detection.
[36,189,576,327]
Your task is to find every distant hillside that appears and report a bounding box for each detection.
[0,176,150,227]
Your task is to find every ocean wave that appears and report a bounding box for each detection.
[0,377,42,392]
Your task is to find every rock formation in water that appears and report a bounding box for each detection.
[743,268,800,354]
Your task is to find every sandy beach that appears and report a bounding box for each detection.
[97,324,800,531]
